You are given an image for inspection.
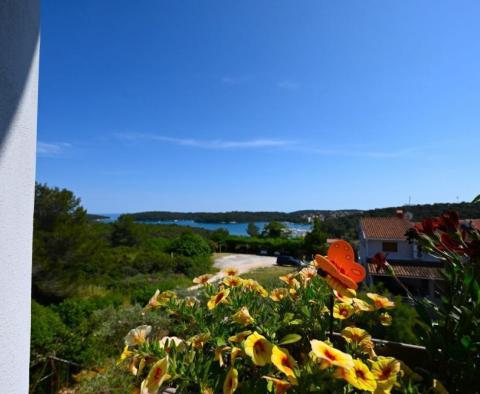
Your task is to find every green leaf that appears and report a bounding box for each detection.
[461,335,471,349]
[472,194,480,204]
[283,312,294,324]
[289,319,303,326]
[278,334,302,345]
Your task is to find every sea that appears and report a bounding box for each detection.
[97,214,311,237]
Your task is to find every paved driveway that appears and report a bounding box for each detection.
[188,254,277,290]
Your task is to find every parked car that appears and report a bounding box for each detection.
[276,255,306,267]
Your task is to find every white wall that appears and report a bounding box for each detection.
[0,1,40,392]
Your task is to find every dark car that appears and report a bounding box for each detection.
[276,255,306,267]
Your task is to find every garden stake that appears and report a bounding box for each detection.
[329,291,334,340]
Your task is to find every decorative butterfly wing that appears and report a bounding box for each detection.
[315,240,366,290]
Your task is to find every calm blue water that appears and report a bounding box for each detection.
[97,214,311,237]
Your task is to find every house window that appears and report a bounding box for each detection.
[382,242,398,252]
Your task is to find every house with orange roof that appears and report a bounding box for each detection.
[358,210,443,299]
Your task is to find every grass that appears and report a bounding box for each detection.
[241,265,298,289]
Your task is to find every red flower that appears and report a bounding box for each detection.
[371,252,388,272]
[438,211,460,232]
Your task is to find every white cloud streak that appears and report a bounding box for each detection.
[117,133,293,150]
[37,141,71,157]
[116,133,417,159]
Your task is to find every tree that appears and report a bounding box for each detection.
[210,228,229,252]
[303,218,328,257]
[247,223,259,237]
[169,233,212,257]
[110,215,139,247]
[262,221,290,238]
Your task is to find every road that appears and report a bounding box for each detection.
[188,254,277,290]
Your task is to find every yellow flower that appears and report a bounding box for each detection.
[244,332,273,366]
[324,275,356,298]
[223,276,243,287]
[367,293,395,310]
[232,307,254,325]
[193,274,212,285]
[242,279,268,297]
[271,346,298,384]
[231,347,243,364]
[341,326,370,344]
[432,379,448,394]
[371,357,400,393]
[228,330,252,343]
[189,333,210,349]
[184,296,197,307]
[270,288,289,302]
[262,376,292,394]
[310,340,354,369]
[140,357,170,394]
[279,273,300,288]
[144,289,161,309]
[224,267,239,276]
[352,298,374,312]
[125,325,152,346]
[333,303,354,319]
[117,344,133,364]
[380,312,392,326]
[299,267,317,284]
[223,367,238,394]
[215,345,232,367]
[207,288,230,310]
[289,288,298,300]
[340,358,377,392]
[341,327,376,357]
[158,336,185,353]
[201,386,214,394]
[129,356,145,376]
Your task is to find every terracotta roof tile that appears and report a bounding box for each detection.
[368,263,444,280]
[360,217,413,240]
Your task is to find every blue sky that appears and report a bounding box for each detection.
[37,1,480,213]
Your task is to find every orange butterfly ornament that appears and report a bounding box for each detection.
[314,240,366,290]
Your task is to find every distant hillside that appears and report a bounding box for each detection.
[86,213,109,221]
[129,209,363,224]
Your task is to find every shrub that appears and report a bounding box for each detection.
[169,233,212,257]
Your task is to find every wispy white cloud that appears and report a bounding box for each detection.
[117,133,293,150]
[37,141,71,157]
[116,133,417,159]
[277,80,300,90]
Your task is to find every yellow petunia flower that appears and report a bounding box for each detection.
[223,276,243,287]
[242,279,268,297]
[324,275,357,298]
[341,326,376,356]
[215,345,232,367]
[140,357,170,394]
[224,267,239,276]
[117,344,133,364]
[310,340,354,369]
[279,273,300,288]
[189,333,211,349]
[207,288,230,310]
[193,274,212,285]
[352,297,374,312]
[270,288,289,302]
[230,347,243,364]
[223,367,238,394]
[244,332,273,366]
[158,336,185,353]
[271,346,298,384]
[299,267,317,285]
[333,303,354,320]
[232,306,254,325]
[184,296,197,307]
[201,386,214,394]
[367,293,395,310]
[340,358,377,392]
[289,288,298,300]
[228,330,252,343]
[371,356,400,393]
[125,325,152,346]
[262,376,292,394]
[380,312,393,326]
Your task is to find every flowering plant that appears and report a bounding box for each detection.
[117,256,434,393]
